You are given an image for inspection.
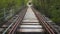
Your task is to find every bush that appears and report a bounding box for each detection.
[32,0,60,25]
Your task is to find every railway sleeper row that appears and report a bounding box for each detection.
[0,7,60,34]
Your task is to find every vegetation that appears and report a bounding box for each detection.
[0,0,28,23]
[32,0,60,25]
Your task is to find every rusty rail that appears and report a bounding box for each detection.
[8,8,27,34]
[32,7,56,34]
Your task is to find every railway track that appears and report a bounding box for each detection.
[0,6,60,34]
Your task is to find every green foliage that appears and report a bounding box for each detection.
[32,0,60,25]
[24,0,29,5]
[0,0,27,23]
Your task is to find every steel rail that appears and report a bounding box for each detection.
[32,7,55,34]
[2,16,18,34]
[8,8,27,34]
